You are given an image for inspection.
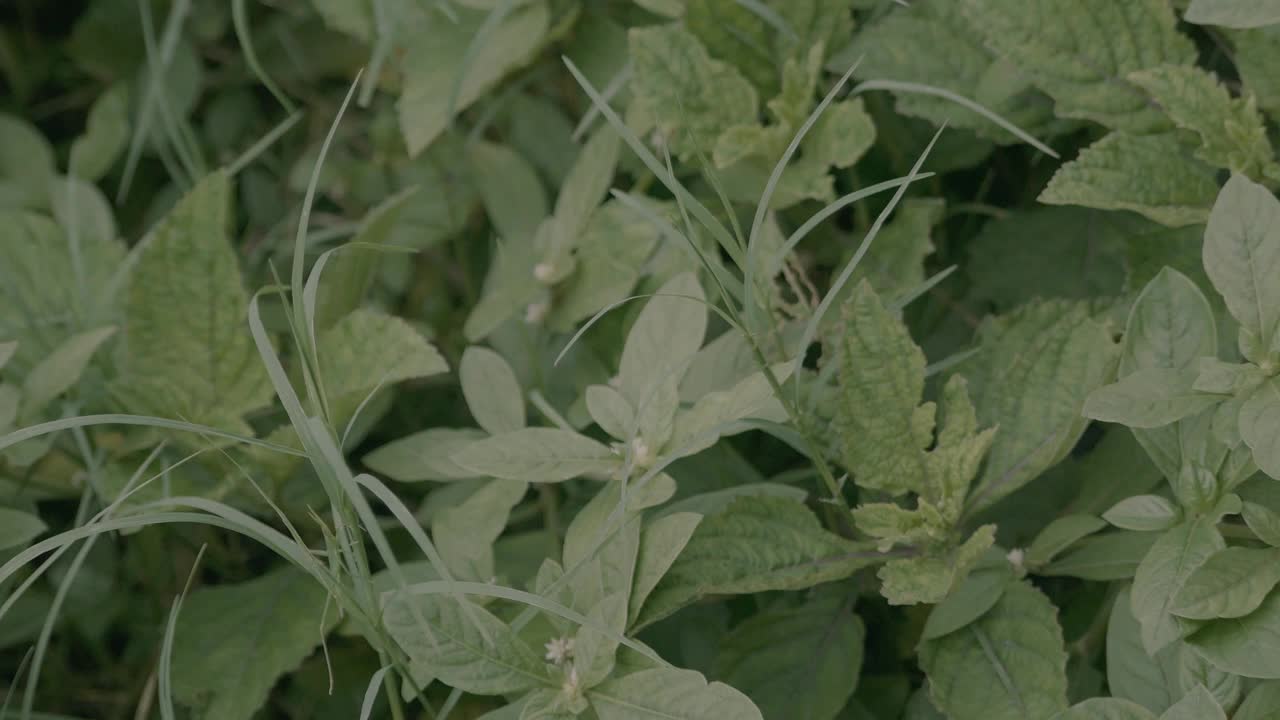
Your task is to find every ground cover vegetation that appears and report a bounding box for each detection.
[4,0,1280,718]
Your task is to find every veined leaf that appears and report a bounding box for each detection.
[1041,532,1160,581]
[588,668,763,720]
[1039,133,1219,227]
[1171,546,1280,619]
[1104,496,1182,533]
[618,272,707,409]
[1240,378,1280,479]
[1051,698,1156,720]
[1243,501,1280,546]
[1202,174,1280,361]
[434,479,528,582]
[460,346,525,435]
[19,325,115,423]
[1161,686,1226,720]
[398,3,551,155]
[1231,28,1280,117]
[1106,587,1179,714]
[112,171,271,433]
[1187,586,1280,678]
[314,188,420,329]
[921,562,1015,640]
[452,428,619,483]
[363,428,487,482]
[920,580,1069,720]
[1131,517,1224,655]
[1026,514,1108,567]
[1083,368,1221,429]
[171,568,339,720]
[468,140,548,245]
[634,496,881,630]
[961,0,1196,133]
[712,590,865,720]
[1185,0,1280,29]
[1237,681,1280,719]
[383,592,550,694]
[629,512,701,628]
[318,308,449,419]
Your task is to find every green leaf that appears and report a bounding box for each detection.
[1128,64,1278,181]
[171,568,339,720]
[0,211,125,377]
[1236,681,1280,719]
[962,299,1118,513]
[1039,133,1219,227]
[1104,496,1183,532]
[1122,268,1219,377]
[1186,0,1280,28]
[1160,685,1226,720]
[629,512,701,627]
[1177,640,1243,710]
[553,125,620,247]
[666,364,791,458]
[685,0,774,93]
[1187,586,1280,678]
[383,592,550,695]
[634,496,881,629]
[1170,546,1280,619]
[0,113,55,209]
[712,590,865,720]
[460,346,525,435]
[1231,28,1280,117]
[451,428,619,483]
[314,188,420,329]
[1051,699,1157,720]
[1243,501,1280,546]
[1202,174,1280,361]
[847,197,943,305]
[547,201,661,332]
[618,272,707,409]
[363,428,487,482]
[1107,587,1179,714]
[468,140,548,244]
[69,83,128,182]
[920,580,1069,720]
[463,229,543,342]
[840,0,1059,143]
[398,3,551,155]
[921,563,1015,640]
[960,0,1195,132]
[434,479,528,582]
[1041,532,1160,581]
[587,384,635,441]
[1026,515,1108,567]
[318,308,449,419]
[112,171,270,433]
[1083,368,1220,429]
[628,24,759,161]
[19,325,115,423]
[588,668,763,720]
[1240,379,1280,479]
[0,507,47,551]
[1131,517,1224,655]
[877,525,996,606]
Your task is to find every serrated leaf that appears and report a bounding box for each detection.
[434,479,528,582]
[171,568,339,720]
[961,0,1195,132]
[1129,64,1278,181]
[1085,368,1220,429]
[1107,587,1179,714]
[1131,517,1224,655]
[1202,174,1280,359]
[878,524,996,606]
[398,3,550,155]
[1026,514,1108,568]
[383,592,550,694]
[318,308,448,419]
[69,83,127,182]
[807,99,876,170]
[1171,546,1280,619]
[460,346,525,435]
[840,0,1059,142]
[1186,0,1280,28]
[634,496,881,629]
[364,428,487,482]
[712,591,865,720]
[1051,698,1157,720]
[920,580,1068,720]
[685,0,775,93]
[618,273,707,409]
[19,325,115,423]
[1240,379,1280,479]
[112,171,270,433]
[1104,496,1183,532]
[1040,133,1219,227]
[962,299,1118,513]
[588,667,762,720]
[629,24,759,161]
[452,428,619,483]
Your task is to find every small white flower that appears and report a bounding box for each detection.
[631,436,652,468]
[533,262,556,283]
[1006,547,1025,571]
[562,664,581,697]
[545,636,575,665]
[525,301,550,325]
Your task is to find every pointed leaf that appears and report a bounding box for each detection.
[452,428,619,483]
[588,668,762,720]
[1186,0,1280,28]
[1171,546,1280,619]
[460,346,525,435]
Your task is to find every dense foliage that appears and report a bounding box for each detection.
[4,0,1280,718]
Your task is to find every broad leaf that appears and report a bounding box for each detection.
[1084,368,1220,429]
[69,83,128,182]
[1042,532,1160,581]
[1160,684,1226,720]
[1131,517,1224,654]
[434,479,528,582]
[634,496,881,629]
[364,428,487,482]
[468,140,547,244]
[171,568,339,720]
[629,512,701,627]
[1237,681,1280,719]
[1240,379,1280,479]
[712,590,865,720]
[0,507,47,551]
[20,325,115,422]
[961,0,1196,132]
[1107,587,1179,714]
[920,580,1069,720]
[1104,496,1182,533]
[588,668,763,720]
[460,346,525,435]
[1039,133,1219,227]
[1202,174,1280,359]
[318,308,449,420]
[921,563,1014,640]
[1051,698,1156,720]
[1185,0,1280,28]
[452,428,619,483]
[1171,546,1280,619]
[618,272,707,409]
[1026,514,1108,567]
